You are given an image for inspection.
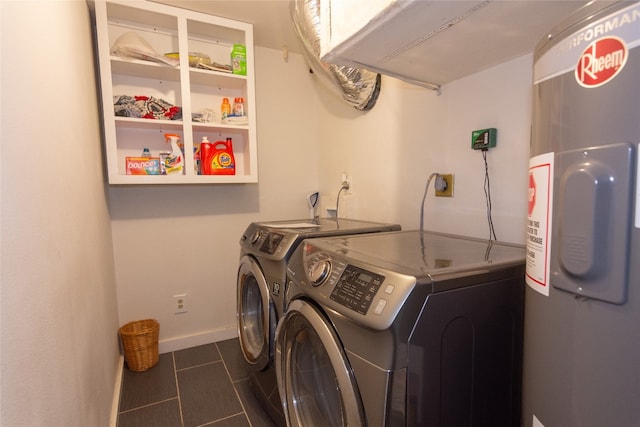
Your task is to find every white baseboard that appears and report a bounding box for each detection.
[158,325,238,354]
[109,354,125,427]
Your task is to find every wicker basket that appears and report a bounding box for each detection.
[119,319,160,372]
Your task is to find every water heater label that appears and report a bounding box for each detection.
[526,152,554,296]
[575,36,627,87]
[534,2,640,84]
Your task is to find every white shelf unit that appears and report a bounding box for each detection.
[92,0,258,184]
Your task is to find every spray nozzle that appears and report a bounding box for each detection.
[164,133,180,143]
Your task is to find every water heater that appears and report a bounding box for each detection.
[525,2,640,426]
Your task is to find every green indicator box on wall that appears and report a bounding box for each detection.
[471,128,497,150]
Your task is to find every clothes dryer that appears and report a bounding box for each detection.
[276,230,525,427]
[237,218,400,426]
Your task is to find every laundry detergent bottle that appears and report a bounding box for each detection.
[200,136,214,175]
[163,133,184,174]
[210,138,235,175]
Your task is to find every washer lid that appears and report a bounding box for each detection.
[309,230,525,280]
[240,218,400,260]
[255,217,399,234]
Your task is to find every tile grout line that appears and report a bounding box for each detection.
[172,352,186,427]
[194,411,247,427]
[175,359,222,373]
[216,342,254,427]
[118,396,180,415]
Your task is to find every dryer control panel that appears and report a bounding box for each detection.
[259,232,284,255]
[240,223,297,261]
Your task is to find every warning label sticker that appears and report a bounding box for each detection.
[526,152,554,296]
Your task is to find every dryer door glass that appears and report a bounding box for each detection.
[237,256,272,370]
[276,299,364,427]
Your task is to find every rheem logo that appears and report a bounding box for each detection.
[575,36,627,88]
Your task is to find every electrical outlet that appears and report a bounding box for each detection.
[341,172,351,193]
[174,294,187,314]
[435,174,454,197]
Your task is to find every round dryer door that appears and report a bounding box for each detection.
[237,255,274,371]
[275,299,365,427]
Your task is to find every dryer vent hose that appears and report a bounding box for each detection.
[289,0,381,111]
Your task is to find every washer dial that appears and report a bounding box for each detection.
[307,259,330,286]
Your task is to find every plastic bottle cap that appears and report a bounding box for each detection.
[202,136,209,142]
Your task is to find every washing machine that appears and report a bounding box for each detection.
[276,230,525,427]
[236,218,400,426]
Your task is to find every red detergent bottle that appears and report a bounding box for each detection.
[200,138,236,175]
[200,136,213,175]
[210,138,235,175]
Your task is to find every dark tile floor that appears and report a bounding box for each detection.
[117,338,277,427]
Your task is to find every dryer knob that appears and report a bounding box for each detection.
[308,260,331,286]
[250,230,262,245]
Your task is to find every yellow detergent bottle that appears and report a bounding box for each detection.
[163,133,184,175]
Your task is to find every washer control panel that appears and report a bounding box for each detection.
[293,244,418,330]
[330,264,385,315]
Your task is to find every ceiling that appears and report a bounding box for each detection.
[153,0,303,54]
[151,0,593,88]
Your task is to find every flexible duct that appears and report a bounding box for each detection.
[290,0,381,111]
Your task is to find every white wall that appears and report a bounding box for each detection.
[0,1,535,421]
[0,0,538,422]
[1,1,120,425]
[110,43,534,353]
[109,46,320,352]
[314,54,532,244]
